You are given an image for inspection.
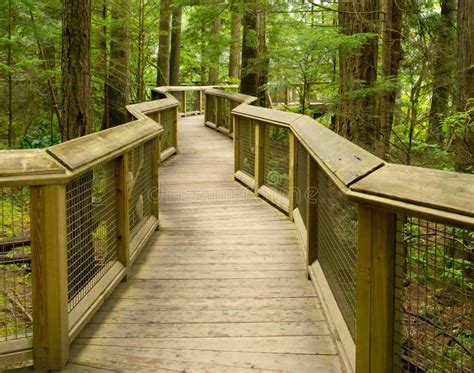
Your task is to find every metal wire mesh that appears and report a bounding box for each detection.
[0,187,32,341]
[218,97,231,130]
[185,90,200,113]
[296,141,307,226]
[263,123,289,196]
[159,107,176,152]
[205,94,217,125]
[128,141,153,240]
[393,216,473,372]
[66,161,118,311]
[170,91,183,113]
[237,117,255,177]
[317,168,358,339]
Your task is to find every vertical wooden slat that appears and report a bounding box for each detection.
[182,91,187,115]
[173,106,178,152]
[199,90,203,114]
[117,154,130,277]
[254,121,264,195]
[31,184,69,371]
[306,155,318,265]
[151,136,160,220]
[356,205,396,373]
[216,96,223,130]
[288,132,297,221]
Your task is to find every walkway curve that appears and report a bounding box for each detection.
[66,116,343,372]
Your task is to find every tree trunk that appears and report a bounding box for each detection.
[103,0,130,129]
[334,0,380,153]
[169,4,182,86]
[208,16,222,84]
[376,0,404,158]
[240,0,259,96]
[7,0,14,147]
[229,7,241,80]
[257,6,269,107]
[136,0,145,102]
[200,22,207,84]
[427,0,456,144]
[62,0,92,141]
[454,0,474,172]
[157,0,171,86]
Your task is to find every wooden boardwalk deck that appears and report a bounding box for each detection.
[66,116,343,372]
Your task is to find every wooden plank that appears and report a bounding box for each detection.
[351,163,474,218]
[258,185,290,213]
[288,132,297,220]
[233,105,303,128]
[0,149,65,177]
[116,154,130,275]
[30,184,69,370]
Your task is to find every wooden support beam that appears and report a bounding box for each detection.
[117,154,130,277]
[30,184,69,371]
[356,205,396,373]
[233,115,240,175]
[216,97,223,131]
[306,155,318,265]
[254,121,265,195]
[151,136,160,220]
[182,91,187,115]
[288,132,297,221]
[198,90,203,114]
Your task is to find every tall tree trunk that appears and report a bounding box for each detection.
[257,6,269,107]
[169,4,182,86]
[229,7,241,80]
[240,0,259,96]
[454,0,474,172]
[136,0,145,101]
[376,0,404,158]
[62,0,92,141]
[200,22,207,84]
[427,0,456,144]
[103,0,130,129]
[157,0,171,86]
[208,16,222,84]
[335,0,380,153]
[7,0,14,147]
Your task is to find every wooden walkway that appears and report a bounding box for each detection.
[66,116,343,372]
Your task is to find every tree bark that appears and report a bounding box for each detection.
[103,0,130,129]
[427,0,456,144]
[136,0,146,101]
[257,7,269,107]
[7,0,14,147]
[454,0,474,172]
[169,4,182,86]
[157,0,171,86]
[240,0,259,96]
[62,0,92,141]
[334,0,380,153]
[229,7,241,80]
[208,16,222,84]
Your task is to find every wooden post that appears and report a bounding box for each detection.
[306,155,318,265]
[356,205,396,373]
[117,154,130,277]
[204,93,209,124]
[151,136,160,220]
[216,96,223,130]
[31,184,69,371]
[182,91,187,115]
[173,106,178,152]
[199,90,203,114]
[233,115,239,174]
[254,121,264,195]
[288,132,297,221]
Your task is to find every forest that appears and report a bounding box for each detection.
[0,0,472,173]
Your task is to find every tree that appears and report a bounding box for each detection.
[229,4,241,80]
[103,0,130,129]
[169,3,182,86]
[427,0,456,144]
[240,0,259,96]
[208,16,222,84]
[454,0,473,172]
[157,0,171,86]
[61,0,92,140]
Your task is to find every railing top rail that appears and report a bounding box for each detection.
[204,88,257,104]
[0,149,66,178]
[127,97,178,118]
[231,103,474,227]
[153,84,238,93]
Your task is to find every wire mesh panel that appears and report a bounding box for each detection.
[170,91,183,112]
[218,98,231,130]
[0,187,32,341]
[263,123,290,196]
[128,141,154,240]
[296,141,307,226]
[205,95,216,125]
[393,217,473,372]
[237,117,255,177]
[185,90,200,113]
[66,161,118,311]
[159,107,176,152]
[317,168,358,338]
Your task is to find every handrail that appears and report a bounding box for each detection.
[0,95,177,370]
[202,90,473,373]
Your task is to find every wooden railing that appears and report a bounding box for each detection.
[207,90,474,373]
[0,96,178,370]
[152,85,238,117]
